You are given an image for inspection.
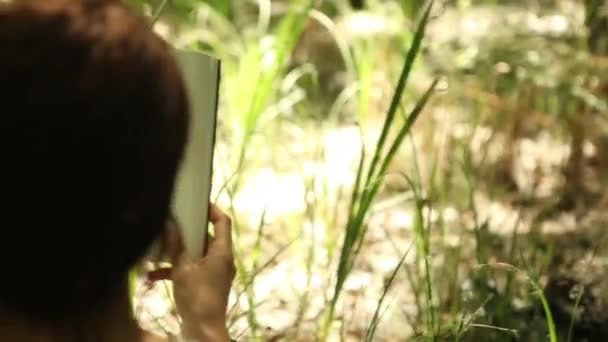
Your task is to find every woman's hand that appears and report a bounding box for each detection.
[148,204,235,341]
[173,204,235,340]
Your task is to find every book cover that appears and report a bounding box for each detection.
[170,49,220,258]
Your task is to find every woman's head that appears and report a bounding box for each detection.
[0,0,189,318]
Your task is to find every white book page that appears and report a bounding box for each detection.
[171,49,220,258]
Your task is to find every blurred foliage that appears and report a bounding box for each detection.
[426,2,608,199]
[586,0,608,54]
[129,0,608,340]
[130,0,231,19]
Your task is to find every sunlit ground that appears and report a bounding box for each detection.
[134,2,608,341]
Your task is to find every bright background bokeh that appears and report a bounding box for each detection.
[131,1,608,341]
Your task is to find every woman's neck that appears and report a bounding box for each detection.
[0,283,159,342]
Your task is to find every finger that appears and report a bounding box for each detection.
[206,231,215,246]
[208,203,232,254]
[146,267,173,282]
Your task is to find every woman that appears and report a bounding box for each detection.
[0,0,234,340]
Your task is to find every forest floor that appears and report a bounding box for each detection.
[134,113,608,341]
[133,3,608,341]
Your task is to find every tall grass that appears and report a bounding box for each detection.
[321,0,437,338]
[133,1,316,339]
[165,1,316,337]
[220,1,314,182]
[365,240,415,341]
[243,208,267,338]
[127,0,592,340]
[403,170,437,341]
[476,263,558,342]
[219,3,315,339]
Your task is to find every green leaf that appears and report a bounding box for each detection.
[363,0,434,192]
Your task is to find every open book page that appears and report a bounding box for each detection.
[171,49,220,258]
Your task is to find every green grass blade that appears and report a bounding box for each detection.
[476,263,558,342]
[326,77,437,342]
[244,207,267,336]
[128,269,138,310]
[251,207,268,269]
[231,1,314,194]
[363,0,434,188]
[227,239,295,326]
[150,0,168,25]
[354,78,438,233]
[567,284,584,342]
[324,2,436,337]
[336,127,367,284]
[455,311,467,342]
[532,284,557,342]
[365,241,414,341]
[348,126,366,223]
[309,9,356,74]
[375,79,439,190]
[398,172,435,341]
[328,84,359,119]
[245,1,313,127]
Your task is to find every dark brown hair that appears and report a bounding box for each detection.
[0,0,189,318]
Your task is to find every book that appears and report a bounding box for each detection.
[170,49,220,258]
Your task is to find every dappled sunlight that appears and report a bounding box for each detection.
[132,0,608,340]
